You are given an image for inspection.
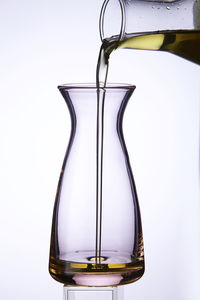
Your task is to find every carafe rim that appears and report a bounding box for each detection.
[58,83,136,91]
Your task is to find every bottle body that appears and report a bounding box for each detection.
[99,0,200,66]
[100,0,199,42]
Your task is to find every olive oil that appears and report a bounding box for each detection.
[104,30,200,65]
[96,30,200,86]
[49,251,144,286]
[93,29,200,286]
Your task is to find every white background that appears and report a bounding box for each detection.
[0,1,200,300]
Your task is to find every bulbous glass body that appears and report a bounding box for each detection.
[49,84,144,287]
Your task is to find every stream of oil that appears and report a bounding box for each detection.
[95,29,200,264]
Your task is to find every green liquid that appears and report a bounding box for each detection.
[49,254,144,286]
[94,29,200,285]
[96,30,200,86]
[103,30,200,65]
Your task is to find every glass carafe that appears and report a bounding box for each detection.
[49,84,144,287]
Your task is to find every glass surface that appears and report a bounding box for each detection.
[63,286,123,300]
[49,84,144,287]
[100,0,200,41]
